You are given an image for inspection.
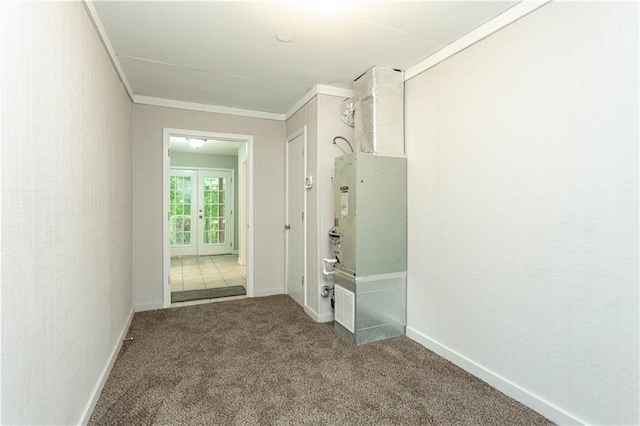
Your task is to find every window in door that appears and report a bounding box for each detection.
[170,169,197,256]
[198,170,233,256]
[170,168,233,257]
[202,176,225,244]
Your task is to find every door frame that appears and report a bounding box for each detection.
[238,160,247,265]
[163,128,254,308]
[285,126,307,308]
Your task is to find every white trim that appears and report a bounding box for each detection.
[285,126,308,310]
[252,287,285,298]
[136,95,284,121]
[134,302,165,312]
[404,0,552,81]
[304,306,334,323]
[285,85,354,120]
[163,128,255,308]
[79,306,135,425]
[82,0,134,101]
[316,84,354,99]
[315,111,324,319]
[406,327,587,426]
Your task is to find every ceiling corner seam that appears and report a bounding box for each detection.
[82,0,135,102]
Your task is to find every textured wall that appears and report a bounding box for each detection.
[405,2,638,424]
[0,2,133,424]
[133,104,285,308]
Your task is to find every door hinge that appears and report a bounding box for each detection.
[302,276,304,286]
[301,211,304,221]
[168,276,171,286]
[168,212,171,221]
[168,148,170,157]
[230,209,233,215]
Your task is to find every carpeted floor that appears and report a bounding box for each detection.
[89,295,554,425]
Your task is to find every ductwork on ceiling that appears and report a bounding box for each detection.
[353,66,405,156]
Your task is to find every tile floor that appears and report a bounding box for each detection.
[170,254,246,307]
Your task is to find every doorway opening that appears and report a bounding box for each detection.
[163,128,254,308]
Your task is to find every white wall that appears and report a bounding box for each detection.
[133,104,285,308]
[170,152,239,247]
[405,2,638,425]
[285,94,354,322]
[0,2,133,424]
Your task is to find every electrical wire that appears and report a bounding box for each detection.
[333,136,354,153]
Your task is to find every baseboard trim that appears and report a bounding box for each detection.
[317,312,333,323]
[252,287,284,297]
[304,305,333,323]
[406,327,585,425]
[79,306,135,425]
[134,302,165,312]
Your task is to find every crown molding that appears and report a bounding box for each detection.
[405,0,552,81]
[285,85,354,120]
[134,95,286,121]
[82,0,134,101]
[85,0,545,119]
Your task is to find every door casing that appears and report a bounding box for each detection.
[163,128,254,307]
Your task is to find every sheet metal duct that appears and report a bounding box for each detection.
[353,66,404,156]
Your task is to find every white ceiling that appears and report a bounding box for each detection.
[93,1,518,114]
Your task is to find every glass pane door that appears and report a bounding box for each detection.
[169,169,197,257]
[198,170,233,255]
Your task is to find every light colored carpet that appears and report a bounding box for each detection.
[89,295,554,425]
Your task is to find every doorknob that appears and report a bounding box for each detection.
[199,215,203,219]
[284,224,291,230]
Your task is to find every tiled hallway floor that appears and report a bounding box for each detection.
[170,254,246,307]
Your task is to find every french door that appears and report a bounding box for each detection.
[170,168,234,257]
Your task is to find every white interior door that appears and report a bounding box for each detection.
[286,130,305,307]
[170,169,197,256]
[198,170,234,256]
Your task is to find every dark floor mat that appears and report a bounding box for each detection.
[171,285,246,303]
